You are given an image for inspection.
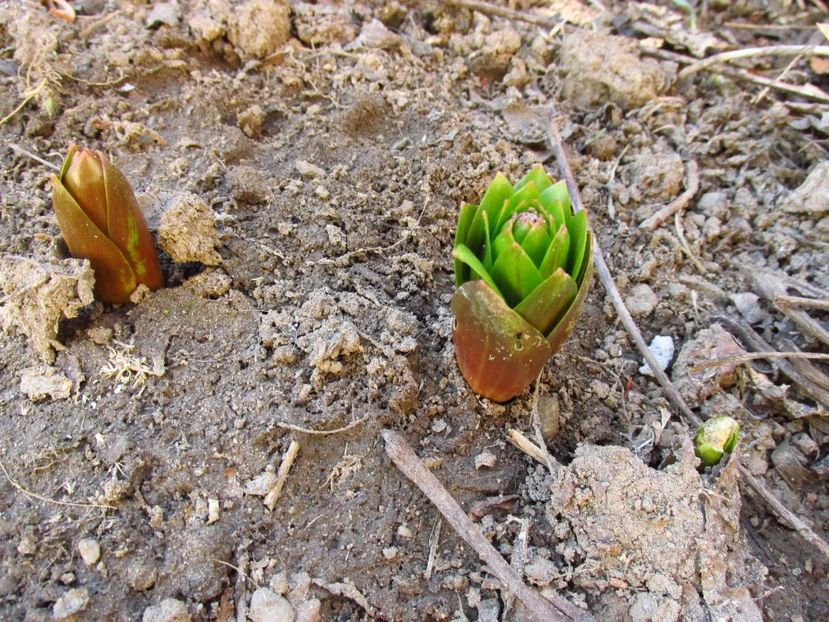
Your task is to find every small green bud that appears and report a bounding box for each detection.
[694,416,740,467]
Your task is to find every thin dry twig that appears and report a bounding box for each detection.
[691,351,829,371]
[639,160,700,230]
[776,295,829,311]
[678,44,829,80]
[264,440,300,510]
[382,430,591,622]
[274,410,374,436]
[445,0,560,28]
[507,428,549,466]
[0,458,116,511]
[547,116,829,560]
[643,46,829,104]
[8,143,61,172]
[0,80,47,127]
[754,52,804,104]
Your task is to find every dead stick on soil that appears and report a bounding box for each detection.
[0,80,46,127]
[507,428,549,466]
[0,458,116,511]
[678,44,829,80]
[264,440,300,510]
[382,430,591,622]
[643,46,829,104]
[274,410,373,436]
[547,116,829,560]
[8,143,61,172]
[445,0,560,28]
[691,351,829,371]
[639,160,699,230]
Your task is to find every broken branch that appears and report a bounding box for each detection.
[382,429,591,622]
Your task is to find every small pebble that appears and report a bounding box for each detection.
[295,160,325,179]
[207,498,220,525]
[382,546,398,560]
[314,186,331,200]
[294,599,321,622]
[269,570,289,595]
[78,538,101,566]
[639,335,674,377]
[142,598,191,622]
[625,284,658,317]
[246,471,278,496]
[396,524,413,539]
[53,588,89,620]
[249,587,295,622]
[474,450,497,470]
[730,292,764,324]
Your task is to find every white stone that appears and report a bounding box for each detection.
[784,161,829,216]
[53,588,89,620]
[249,587,295,622]
[19,365,72,401]
[142,598,191,622]
[77,538,101,566]
[474,450,497,469]
[730,292,764,324]
[294,599,321,622]
[639,335,675,377]
[295,161,325,179]
[625,284,659,316]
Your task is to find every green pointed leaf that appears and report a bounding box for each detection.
[479,173,514,232]
[464,202,489,256]
[454,202,478,285]
[453,244,503,298]
[515,165,553,194]
[518,223,550,266]
[539,182,569,228]
[481,211,494,270]
[546,232,593,352]
[567,211,588,281]
[494,181,540,233]
[539,225,570,278]
[490,243,543,307]
[514,268,578,336]
[451,280,553,402]
[491,219,515,263]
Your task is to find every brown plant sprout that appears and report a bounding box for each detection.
[51,145,163,304]
[452,165,592,402]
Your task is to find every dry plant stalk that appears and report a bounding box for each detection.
[382,429,592,622]
[639,160,699,231]
[264,440,300,510]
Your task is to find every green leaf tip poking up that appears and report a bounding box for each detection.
[451,166,593,402]
[694,416,740,467]
[51,144,164,304]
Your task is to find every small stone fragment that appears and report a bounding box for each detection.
[784,162,829,217]
[294,599,321,622]
[639,335,675,377]
[295,160,325,180]
[353,18,402,50]
[238,104,267,139]
[525,557,559,586]
[77,538,101,566]
[269,570,289,595]
[142,598,191,622]
[229,0,291,60]
[207,498,220,525]
[625,284,658,316]
[53,588,89,620]
[19,365,72,401]
[158,192,222,266]
[730,292,764,324]
[246,471,278,496]
[146,2,180,28]
[249,587,295,622]
[127,558,158,591]
[474,450,497,470]
[382,546,398,560]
